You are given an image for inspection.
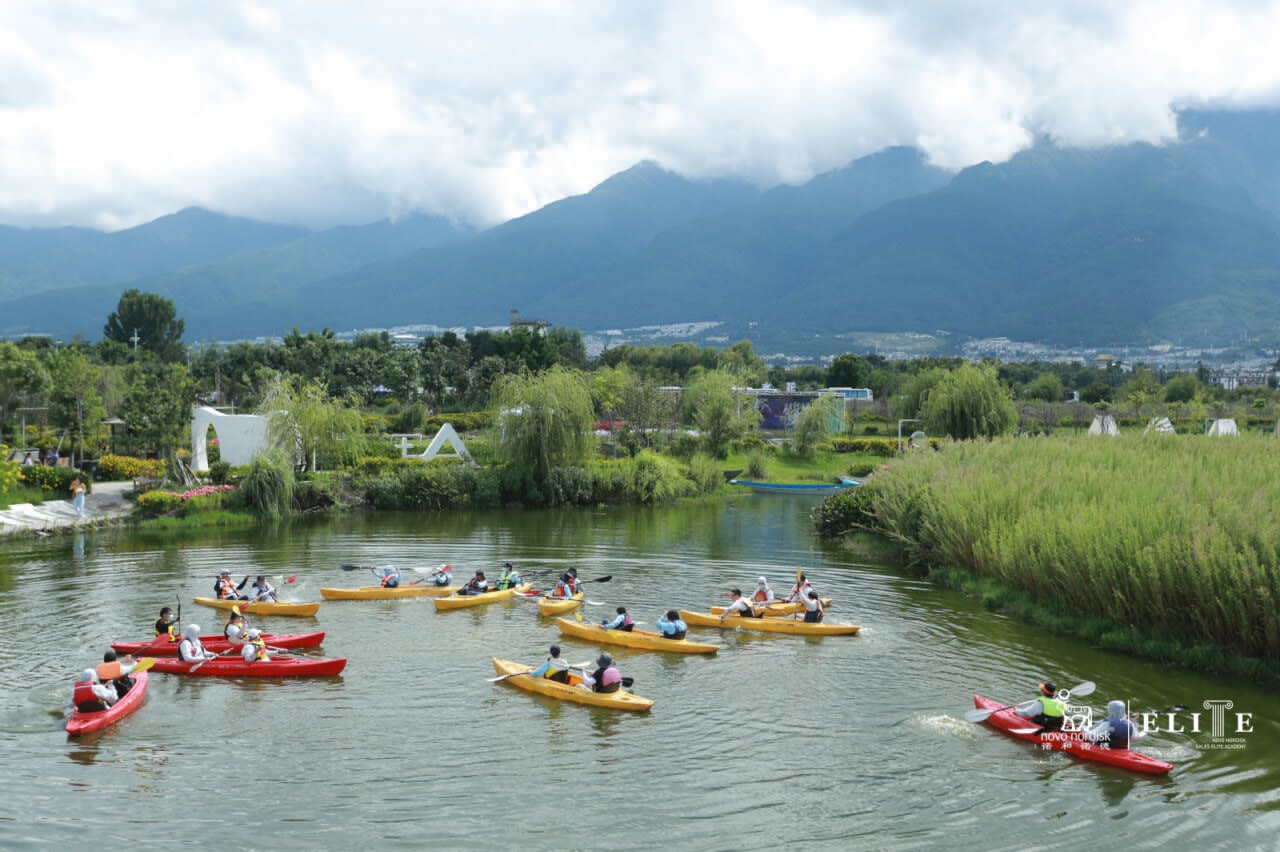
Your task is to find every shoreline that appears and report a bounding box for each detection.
[0,480,136,539]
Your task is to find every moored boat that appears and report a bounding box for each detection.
[709,598,832,617]
[490,657,654,712]
[111,630,326,656]
[556,617,719,654]
[730,477,860,494]
[433,583,533,611]
[320,584,459,600]
[679,609,860,636]
[972,694,1174,775]
[149,654,347,677]
[537,591,583,616]
[193,596,320,617]
[66,671,150,735]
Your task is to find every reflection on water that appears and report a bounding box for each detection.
[0,496,1278,849]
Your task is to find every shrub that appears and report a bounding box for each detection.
[830,437,898,457]
[744,449,770,479]
[813,486,878,539]
[240,452,297,519]
[135,490,185,518]
[208,460,232,485]
[96,454,165,481]
[684,454,721,494]
[18,464,78,493]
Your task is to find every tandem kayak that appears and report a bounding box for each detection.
[556,617,720,654]
[320,585,460,600]
[111,630,326,656]
[709,598,832,617]
[537,592,583,616]
[149,654,347,677]
[433,584,533,611]
[679,609,861,636]
[66,671,150,735]
[193,597,320,617]
[972,695,1173,775]
[490,658,654,712]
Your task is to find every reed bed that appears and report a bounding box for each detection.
[862,434,1280,661]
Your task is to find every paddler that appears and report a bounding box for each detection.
[752,576,775,604]
[600,606,635,632]
[98,649,139,697]
[528,644,571,683]
[241,629,270,663]
[224,611,247,641]
[215,569,250,600]
[549,573,575,599]
[155,606,177,639]
[177,623,210,663]
[1015,681,1066,732]
[496,562,522,590]
[586,653,622,694]
[459,570,489,595]
[370,565,401,588]
[719,589,758,623]
[1087,700,1142,749]
[251,575,278,601]
[71,669,117,712]
[655,610,687,640]
[431,564,453,587]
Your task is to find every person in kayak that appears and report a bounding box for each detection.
[549,573,576,599]
[252,575,278,601]
[71,669,118,712]
[215,570,250,600]
[752,577,775,604]
[1087,700,1142,749]
[241,629,270,663]
[370,566,401,588]
[795,582,824,623]
[586,653,622,694]
[1015,681,1066,732]
[529,644,571,683]
[496,562,522,590]
[98,650,139,697]
[719,589,759,623]
[656,610,687,640]
[155,606,177,639]
[431,564,453,587]
[224,611,247,641]
[177,624,210,663]
[601,606,635,631]
[566,568,583,594]
[458,570,489,595]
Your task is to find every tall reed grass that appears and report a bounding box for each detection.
[856,434,1280,661]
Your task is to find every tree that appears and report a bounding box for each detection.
[119,362,196,472]
[826,353,870,389]
[103,289,186,362]
[1023,372,1065,403]
[1164,374,1200,404]
[0,342,52,442]
[490,366,595,488]
[683,370,759,459]
[259,375,365,471]
[920,363,1017,440]
[717,340,768,385]
[1121,367,1162,409]
[791,394,841,457]
[46,348,106,465]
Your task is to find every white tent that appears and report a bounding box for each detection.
[1144,417,1175,434]
[1088,414,1120,436]
[1207,418,1239,436]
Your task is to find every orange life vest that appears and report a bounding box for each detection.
[73,681,106,711]
[218,577,238,599]
[97,661,122,681]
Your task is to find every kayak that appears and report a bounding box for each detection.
[193,597,320,617]
[149,654,347,677]
[679,609,861,636]
[491,658,654,712]
[66,671,150,735]
[972,694,1174,775]
[434,583,533,611]
[321,584,460,600]
[709,598,832,617]
[111,630,326,656]
[537,591,583,616]
[556,617,720,654]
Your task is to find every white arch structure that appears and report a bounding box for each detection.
[398,423,475,465]
[191,405,273,472]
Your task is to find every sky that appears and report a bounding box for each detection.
[3,0,1280,233]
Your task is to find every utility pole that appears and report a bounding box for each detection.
[130,329,141,355]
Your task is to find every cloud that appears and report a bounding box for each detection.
[1,0,1278,231]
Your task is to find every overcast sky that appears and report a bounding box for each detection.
[2,1,1279,232]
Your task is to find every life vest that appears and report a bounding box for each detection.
[246,640,269,661]
[217,577,238,599]
[619,613,634,632]
[728,598,756,617]
[155,620,175,638]
[664,628,687,640]
[466,578,487,594]
[178,639,204,662]
[72,681,106,712]
[1106,719,1131,750]
[552,582,571,598]
[1034,696,1066,730]
[433,573,451,586]
[593,667,621,693]
[96,661,122,681]
[544,657,570,683]
[753,589,771,603]
[380,572,398,587]
[497,572,518,590]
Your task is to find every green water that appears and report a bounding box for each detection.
[1,497,1276,851]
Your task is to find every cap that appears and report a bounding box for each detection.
[596,653,613,667]
[1039,681,1057,696]
[504,561,513,568]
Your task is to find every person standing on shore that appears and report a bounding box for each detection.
[70,477,87,518]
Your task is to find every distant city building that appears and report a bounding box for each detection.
[740,387,872,431]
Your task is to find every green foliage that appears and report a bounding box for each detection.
[826,353,870,388]
[259,374,365,471]
[682,370,759,459]
[208,460,232,485]
[1080,380,1113,404]
[423,411,491,433]
[0,343,52,431]
[18,464,78,493]
[103,289,186,363]
[791,395,841,457]
[683,453,722,494]
[744,449,770,479]
[1023,372,1064,402]
[490,366,596,488]
[363,463,501,510]
[920,362,1017,440]
[0,447,18,494]
[1164,374,1201,403]
[135,490,185,518]
[813,485,878,539]
[95,454,165,481]
[239,452,297,519]
[120,361,196,466]
[626,450,694,504]
[830,437,898,457]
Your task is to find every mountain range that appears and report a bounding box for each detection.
[3,108,1280,354]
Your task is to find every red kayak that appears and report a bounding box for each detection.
[66,671,150,735]
[111,631,326,657]
[149,654,346,677]
[973,694,1173,775]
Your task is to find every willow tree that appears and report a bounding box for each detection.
[490,366,595,488]
[921,362,1017,440]
[258,375,364,471]
[682,369,759,459]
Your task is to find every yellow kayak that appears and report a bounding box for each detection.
[320,584,460,600]
[193,596,320,617]
[490,658,654,712]
[537,591,583,616]
[679,609,860,636]
[556,617,719,654]
[709,598,832,617]
[433,583,533,611]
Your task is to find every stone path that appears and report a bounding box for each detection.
[0,480,135,537]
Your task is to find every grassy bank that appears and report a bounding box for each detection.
[823,434,1280,679]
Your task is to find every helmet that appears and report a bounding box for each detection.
[549,645,561,657]
[596,653,613,668]
[1039,681,1057,696]
[246,629,262,640]
[220,569,231,576]
[80,668,98,683]
[184,624,201,640]
[1107,699,1127,720]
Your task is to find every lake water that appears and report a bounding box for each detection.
[1,496,1276,851]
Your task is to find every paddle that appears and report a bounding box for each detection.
[487,661,595,683]
[964,681,1097,723]
[190,646,237,672]
[340,564,370,571]
[132,656,156,672]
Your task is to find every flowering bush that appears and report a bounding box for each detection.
[179,484,236,500]
[96,454,165,481]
